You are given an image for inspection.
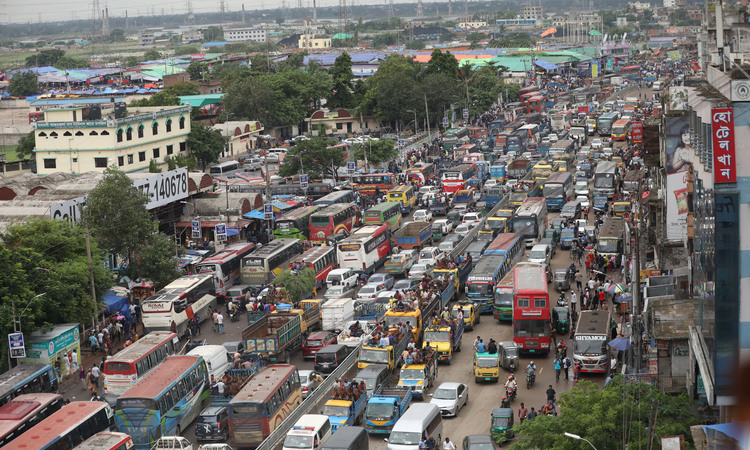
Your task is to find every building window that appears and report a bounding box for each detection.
[117,128,124,142]
[179,142,187,152]
[127,127,133,141]
[128,154,133,164]
[167,144,174,155]
[179,116,186,129]
[89,131,98,136]
[75,131,84,136]
[38,132,47,137]
[94,157,108,168]
[118,156,124,166]
[336,123,343,130]
[166,119,172,132]
[50,132,58,138]
[63,131,72,136]
[153,148,160,158]
[152,122,159,135]
[100,130,109,135]
[43,158,56,169]
[139,151,146,162]
[138,124,144,138]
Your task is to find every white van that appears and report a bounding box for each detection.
[326,268,359,289]
[386,404,443,450]
[283,414,332,450]
[187,345,232,380]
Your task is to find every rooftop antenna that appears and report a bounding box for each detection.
[448,0,452,15]
[219,0,226,26]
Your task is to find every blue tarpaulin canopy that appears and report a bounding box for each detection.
[535,59,559,71]
[244,210,266,219]
[102,286,129,315]
[226,228,239,237]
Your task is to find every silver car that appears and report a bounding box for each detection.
[409,263,434,280]
[429,382,469,417]
[299,369,321,399]
[324,285,356,300]
[368,273,395,290]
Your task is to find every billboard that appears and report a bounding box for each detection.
[631,121,643,144]
[711,108,737,184]
[591,61,599,78]
[668,87,689,112]
[665,117,689,241]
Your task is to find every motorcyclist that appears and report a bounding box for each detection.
[500,396,511,408]
[505,374,518,397]
[526,361,537,375]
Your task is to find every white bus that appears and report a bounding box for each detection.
[195,242,256,299]
[518,123,540,145]
[209,160,242,178]
[510,197,548,248]
[336,224,392,274]
[141,274,217,338]
[241,238,305,286]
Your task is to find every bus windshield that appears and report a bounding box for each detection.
[575,337,607,355]
[594,174,614,188]
[598,238,619,253]
[545,185,564,198]
[366,403,396,419]
[511,218,535,234]
[424,331,450,342]
[477,357,498,368]
[359,348,390,364]
[231,403,267,418]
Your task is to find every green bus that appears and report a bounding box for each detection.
[274,205,320,240]
[363,201,403,231]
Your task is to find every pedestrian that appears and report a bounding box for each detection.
[546,385,556,402]
[563,355,571,380]
[610,354,617,376]
[426,435,437,450]
[554,356,562,383]
[420,438,428,450]
[61,354,70,380]
[575,271,583,292]
[443,437,456,450]
[518,402,528,425]
[91,364,100,388]
[217,312,225,334]
[70,350,79,374]
[212,310,219,333]
[550,323,558,347]
[86,369,97,394]
[570,291,578,313]
[79,365,86,388]
[527,407,538,420]
[573,361,582,382]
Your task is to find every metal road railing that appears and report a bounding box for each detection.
[255,347,361,450]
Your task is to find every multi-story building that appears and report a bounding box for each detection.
[33,104,192,175]
[298,34,332,50]
[520,5,543,26]
[224,28,267,43]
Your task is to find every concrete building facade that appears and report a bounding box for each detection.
[225,28,267,43]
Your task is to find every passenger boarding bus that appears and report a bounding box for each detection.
[312,190,357,207]
[593,161,618,199]
[405,163,435,186]
[351,173,396,195]
[195,242,256,298]
[229,365,301,448]
[102,331,179,405]
[611,118,631,141]
[596,112,620,136]
[141,274,216,338]
[364,202,403,231]
[465,255,510,314]
[512,262,551,354]
[0,393,64,447]
[115,356,209,450]
[308,203,360,244]
[287,246,338,289]
[274,205,320,240]
[0,363,59,407]
[4,401,114,450]
[76,431,134,450]
[510,197,547,248]
[336,225,391,274]
[241,238,305,285]
[386,185,416,213]
[543,172,574,211]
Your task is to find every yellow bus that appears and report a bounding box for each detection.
[612,119,631,141]
[387,184,416,213]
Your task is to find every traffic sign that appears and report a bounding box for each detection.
[442,117,449,126]
[191,220,202,239]
[347,162,356,172]
[398,139,405,148]
[300,174,308,187]
[8,332,25,358]
[463,108,469,119]
[215,223,227,242]
[264,204,274,221]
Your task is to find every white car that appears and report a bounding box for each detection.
[299,369,321,399]
[324,285,356,300]
[483,179,499,189]
[576,194,590,210]
[432,219,453,235]
[413,209,433,222]
[357,282,386,303]
[461,211,483,226]
[344,137,363,145]
[453,223,475,235]
[591,138,603,150]
[429,382,469,417]
[419,186,440,197]
[408,262,434,280]
[418,246,443,266]
[548,133,559,143]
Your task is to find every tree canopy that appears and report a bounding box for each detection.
[328,52,355,109]
[25,48,64,67]
[187,121,226,170]
[8,71,38,97]
[278,137,344,179]
[274,268,316,303]
[352,140,398,166]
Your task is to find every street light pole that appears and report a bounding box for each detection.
[9,292,46,369]
[564,432,598,450]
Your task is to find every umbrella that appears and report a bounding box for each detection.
[607,283,629,294]
[615,293,632,303]
[609,337,631,351]
[541,27,557,37]
[116,315,125,320]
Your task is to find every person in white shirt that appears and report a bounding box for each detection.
[570,292,578,312]
[70,351,78,373]
[217,313,225,334]
[443,437,456,450]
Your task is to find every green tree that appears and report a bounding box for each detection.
[126,56,140,67]
[352,139,397,166]
[509,379,701,449]
[328,52,355,108]
[55,55,88,69]
[143,49,162,61]
[80,168,153,261]
[15,131,35,160]
[109,29,125,42]
[166,154,198,171]
[174,45,200,56]
[406,39,425,50]
[278,137,344,179]
[130,91,181,107]
[0,245,37,371]
[360,55,421,127]
[372,32,399,48]
[128,233,182,288]
[8,71,38,97]
[277,52,306,72]
[148,159,162,173]
[274,268,316,302]
[186,61,210,81]
[164,82,200,96]
[202,25,224,41]
[222,75,276,124]
[25,48,64,67]
[187,121,226,170]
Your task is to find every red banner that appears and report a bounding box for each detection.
[711,108,737,184]
[631,121,643,144]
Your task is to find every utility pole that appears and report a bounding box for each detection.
[85,223,98,328]
[424,93,431,139]
[631,182,643,373]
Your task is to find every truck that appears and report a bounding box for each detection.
[382,278,452,345]
[507,158,533,179]
[397,355,437,399]
[298,299,323,332]
[321,297,355,332]
[354,303,387,323]
[433,260,471,293]
[209,356,266,406]
[393,221,432,250]
[451,189,475,211]
[573,310,612,374]
[364,386,413,435]
[337,320,376,348]
[322,391,369,432]
[242,312,303,363]
[384,250,417,277]
[423,320,464,363]
[358,330,410,374]
[272,302,320,335]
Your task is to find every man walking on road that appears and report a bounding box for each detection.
[518,403,528,424]
[554,357,562,382]
[443,438,456,450]
[217,312,225,334]
[212,309,219,333]
[563,355,572,380]
[546,385,556,402]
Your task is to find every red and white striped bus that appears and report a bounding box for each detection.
[287,246,338,289]
[4,401,114,450]
[102,331,178,404]
[441,164,478,193]
[195,242,256,298]
[512,262,551,354]
[75,431,133,450]
[0,393,65,447]
[336,224,391,274]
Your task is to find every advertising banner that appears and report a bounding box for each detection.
[665,117,689,241]
[711,108,737,184]
[606,58,614,72]
[631,121,643,144]
[591,61,599,78]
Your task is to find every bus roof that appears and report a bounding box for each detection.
[288,246,334,267]
[0,364,51,401]
[468,255,507,279]
[623,169,647,180]
[388,185,414,194]
[0,393,61,421]
[104,332,177,365]
[544,171,571,185]
[513,263,548,292]
[7,402,108,449]
[613,118,630,126]
[342,225,388,242]
[312,203,357,216]
[230,365,297,405]
[515,197,546,216]
[486,233,521,253]
[314,190,354,203]
[197,243,256,265]
[144,275,212,304]
[76,432,132,449]
[595,161,618,174]
[367,201,401,212]
[598,217,626,239]
[278,205,320,221]
[246,238,301,258]
[119,356,201,400]
[576,310,610,335]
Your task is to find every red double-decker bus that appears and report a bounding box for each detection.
[308,203,360,244]
[512,262,551,354]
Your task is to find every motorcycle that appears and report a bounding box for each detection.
[526,370,536,389]
[505,385,516,402]
[557,294,567,307]
[229,306,240,322]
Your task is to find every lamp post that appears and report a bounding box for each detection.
[407,109,418,134]
[564,432,598,450]
[8,292,46,369]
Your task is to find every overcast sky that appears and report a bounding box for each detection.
[6,0,421,25]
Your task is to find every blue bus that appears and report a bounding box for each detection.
[0,363,59,406]
[484,233,524,266]
[311,190,357,207]
[465,255,510,314]
[506,130,529,154]
[489,165,506,182]
[543,171,574,211]
[115,355,209,449]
